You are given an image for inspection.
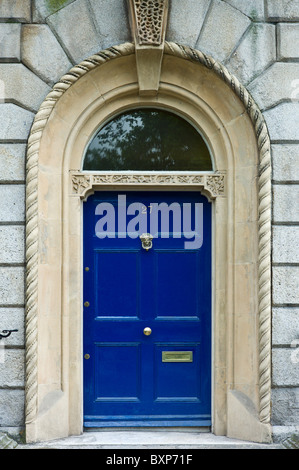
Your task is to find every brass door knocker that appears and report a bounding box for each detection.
[139,233,153,251]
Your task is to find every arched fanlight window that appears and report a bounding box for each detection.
[83,108,212,171]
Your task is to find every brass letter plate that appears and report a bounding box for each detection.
[162,351,193,363]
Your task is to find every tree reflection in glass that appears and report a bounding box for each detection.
[83,109,212,171]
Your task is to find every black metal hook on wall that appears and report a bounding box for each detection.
[0,330,18,340]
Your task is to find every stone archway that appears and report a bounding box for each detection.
[24,42,272,443]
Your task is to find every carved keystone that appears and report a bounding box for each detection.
[127,0,169,96]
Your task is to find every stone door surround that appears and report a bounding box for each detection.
[25,42,272,443]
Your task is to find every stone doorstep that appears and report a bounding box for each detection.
[16,431,283,449]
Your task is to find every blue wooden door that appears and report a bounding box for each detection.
[83,191,211,427]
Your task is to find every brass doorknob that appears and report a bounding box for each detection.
[143,327,152,336]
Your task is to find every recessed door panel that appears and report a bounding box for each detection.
[155,251,199,318]
[95,251,140,318]
[94,343,141,401]
[154,344,201,402]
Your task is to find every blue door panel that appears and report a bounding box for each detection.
[155,251,199,318]
[94,343,141,400]
[95,250,140,318]
[83,191,211,427]
[154,344,201,401]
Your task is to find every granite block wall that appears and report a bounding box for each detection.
[0,0,298,437]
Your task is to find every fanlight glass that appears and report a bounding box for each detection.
[83,109,212,171]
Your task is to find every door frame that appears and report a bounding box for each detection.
[24,42,272,443]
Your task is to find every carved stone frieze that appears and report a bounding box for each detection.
[72,174,91,194]
[70,172,226,200]
[206,174,225,196]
